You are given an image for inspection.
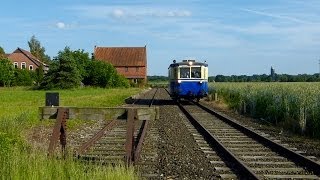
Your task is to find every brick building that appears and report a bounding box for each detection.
[6,48,48,71]
[93,46,147,84]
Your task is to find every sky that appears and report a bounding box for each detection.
[1,0,320,76]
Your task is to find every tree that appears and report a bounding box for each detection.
[34,64,44,86]
[72,49,91,80]
[28,35,51,64]
[0,58,14,86]
[13,69,34,86]
[0,46,5,58]
[40,47,81,89]
[84,60,129,88]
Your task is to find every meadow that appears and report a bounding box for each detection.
[0,87,142,179]
[209,82,320,138]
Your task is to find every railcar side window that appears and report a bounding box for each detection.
[180,67,190,78]
[191,67,201,78]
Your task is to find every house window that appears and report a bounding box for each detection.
[125,67,128,72]
[21,62,26,69]
[29,65,33,70]
[14,62,18,69]
[136,67,139,72]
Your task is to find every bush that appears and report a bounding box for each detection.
[84,60,129,88]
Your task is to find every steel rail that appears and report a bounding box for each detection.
[133,88,158,163]
[195,102,320,176]
[177,102,260,179]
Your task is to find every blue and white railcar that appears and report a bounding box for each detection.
[168,60,208,101]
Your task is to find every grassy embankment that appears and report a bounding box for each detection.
[209,82,320,138]
[0,87,142,179]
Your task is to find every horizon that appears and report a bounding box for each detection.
[1,0,320,76]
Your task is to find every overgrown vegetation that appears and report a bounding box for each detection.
[209,82,320,138]
[212,73,320,82]
[0,87,142,179]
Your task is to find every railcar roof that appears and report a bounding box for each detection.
[168,60,208,68]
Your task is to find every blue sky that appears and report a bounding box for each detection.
[1,0,320,76]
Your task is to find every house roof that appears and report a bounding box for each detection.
[94,46,146,67]
[8,48,47,67]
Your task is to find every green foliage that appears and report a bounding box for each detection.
[13,69,34,86]
[34,64,44,86]
[210,82,320,138]
[0,58,14,86]
[0,46,5,58]
[40,47,82,89]
[84,60,129,88]
[0,87,143,179]
[28,35,51,64]
[0,113,29,155]
[72,49,91,80]
[213,73,320,82]
[40,48,129,90]
[148,75,168,82]
[0,148,138,180]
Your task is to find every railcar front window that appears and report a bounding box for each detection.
[180,67,190,78]
[191,67,201,78]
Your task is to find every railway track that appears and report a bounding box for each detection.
[173,93,320,179]
[75,88,160,178]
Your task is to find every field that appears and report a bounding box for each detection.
[0,87,142,179]
[209,82,320,138]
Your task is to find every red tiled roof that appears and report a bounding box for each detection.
[94,46,146,67]
[8,48,47,67]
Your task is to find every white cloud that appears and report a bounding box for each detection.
[69,5,191,19]
[56,22,66,29]
[240,8,312,24]
[112,9,125,18]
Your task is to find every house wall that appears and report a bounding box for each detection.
[116,66,147,79]
[8,52,38,70]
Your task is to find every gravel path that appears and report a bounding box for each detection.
[155,88,218,179]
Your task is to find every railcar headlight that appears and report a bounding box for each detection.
[199,80,203,83]
[178,80,182,83]
[188,61,193,66]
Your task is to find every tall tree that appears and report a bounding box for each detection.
[28,35,51,64]
[0,46,5,58]
[40,47,81,89]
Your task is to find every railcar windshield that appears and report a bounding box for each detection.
[179,66,202,78]
[180,67,190,78]
[191,67,201,78]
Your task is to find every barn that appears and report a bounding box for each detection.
[93,46,147,84]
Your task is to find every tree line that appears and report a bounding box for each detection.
[212,74,320,82]
[0,36,129,89]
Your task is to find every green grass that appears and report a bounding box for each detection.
[0,86,143,179]
[0,148,138,180]
[209,82,320,138]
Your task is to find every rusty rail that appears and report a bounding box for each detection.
[132,88,157,164]
[134,120,148,163]
[77,119,118,156]
[48,107,68,158]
